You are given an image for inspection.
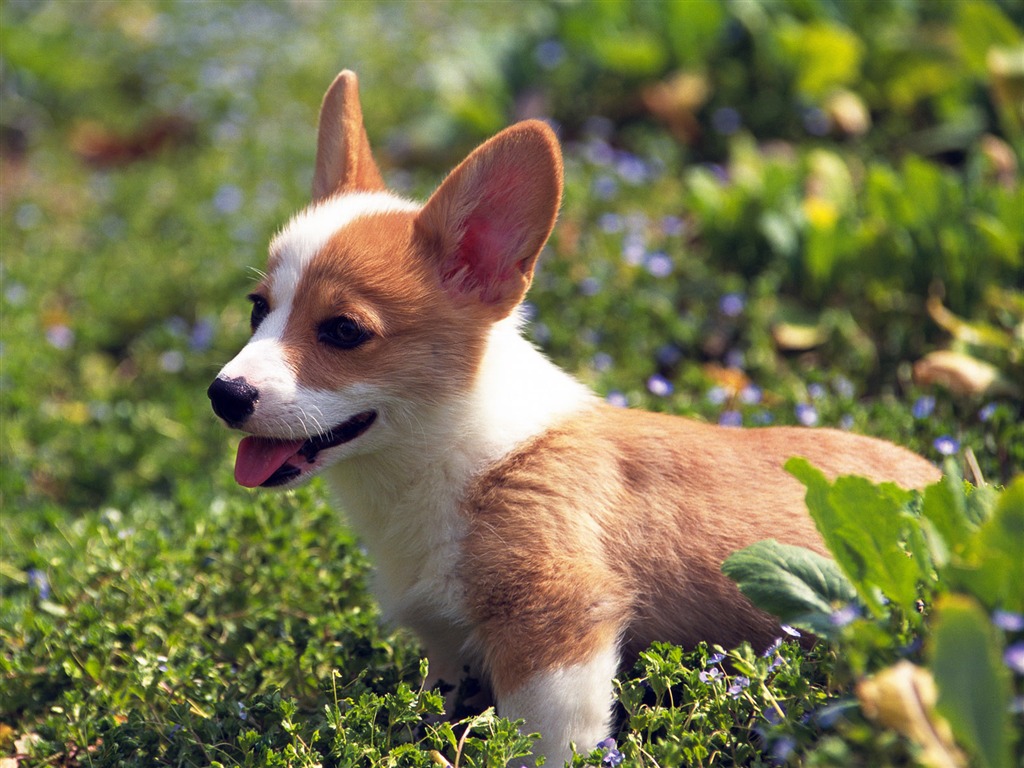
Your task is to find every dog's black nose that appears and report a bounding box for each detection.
[208,376,259,427]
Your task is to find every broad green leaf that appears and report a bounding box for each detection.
[930,595,1011,768]
[666,0,726,67]
[722,539,856,637]
[956,1,1022,77]
[786,458,925,617]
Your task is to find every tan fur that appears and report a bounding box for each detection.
[463,404,940,697]
[312,71,386,200]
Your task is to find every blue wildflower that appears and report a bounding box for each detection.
[830,604,859,627]
[933,435,960,456]
[832,375,856,399]
[780,624,802,638]
[719,293,745,317]
[711,107,741,136]
[719,410,742,427]
[579,276,601,297]
[802,106,831,136]
[1004,642,1024,674]
[46,324,75,350]
[796,403,818,427]
[912,396,936,419]
[597,737,624,766]
[647,374,673,397]
[706,652,726,665]
[740,385,762,405]
[699,668,723,683]
[606,391,628,408]
[534,39,565,69]
[770,735,796,765]
[213,184,243,215]
[706,386,728,405]
[27,568,50,600]
[645,251,673,278]
[978,402,997,422]
[592,352,613,372]
[727,676,750,698]
[189,317,216,351]
[807,383,826,400]
[592,175,618,200]
[993,609,1024,632]
[762,638,783,657]
[660,215,685,236]
[598,212,624,234]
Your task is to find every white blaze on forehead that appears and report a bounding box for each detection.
[267,191,420,309]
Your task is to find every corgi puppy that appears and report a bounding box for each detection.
[208,70,941,765]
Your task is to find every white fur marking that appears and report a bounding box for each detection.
[268,191,419,311]
[500,644,620,767]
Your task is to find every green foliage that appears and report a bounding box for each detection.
[725,466,1024,767]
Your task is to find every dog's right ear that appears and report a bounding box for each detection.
[312,70,386,201]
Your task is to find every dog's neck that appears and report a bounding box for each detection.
[320,315,595,613]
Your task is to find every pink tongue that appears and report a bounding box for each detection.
[234,436,305,488]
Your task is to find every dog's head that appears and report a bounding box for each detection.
[208,71,563,488]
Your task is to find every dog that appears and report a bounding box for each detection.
[208,70,941,765]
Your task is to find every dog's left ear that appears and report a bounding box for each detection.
[312,70,386,201]
[416,120,563,318]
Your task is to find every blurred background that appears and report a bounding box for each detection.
[2,0,1022,523]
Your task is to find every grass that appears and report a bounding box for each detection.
[1,1,1022,765]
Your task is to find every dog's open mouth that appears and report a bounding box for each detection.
[234,411,377,488]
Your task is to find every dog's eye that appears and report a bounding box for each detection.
[318,316,371,350]
[248,294,270,332]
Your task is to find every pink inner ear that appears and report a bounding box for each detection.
[445,208,527,304]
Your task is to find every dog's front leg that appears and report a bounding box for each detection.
[490,632,621,767]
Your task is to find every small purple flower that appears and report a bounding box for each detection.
[912,396,936,419]
[213,184,243,215]
[655,344,682,368]
[808,383,826,401]
[770,735,796,765]
[27,568,50,600]
[719,293,745,317]
[645,251,673,278]
[768,654,786,672]
[740,385,762,405]
[699,668,723,683]
[597,737,624,766]
[46,324,75,350]
[830,604,859,627]
[719,410,742,427]
[727,676,750,698]
[189,317,216,351]
[579,276,602,297]
[833,375,856,399]
[707,652,726,665]
[796,403,818,427]
[647,374,673,397]
[534,39,565,69]
[780,624,802,638]
[762,637,783,657]
[660,215,685,236]
[621,236,646,266]
[598,212,624,234]
[1004,642,1024,674]
[933,435,960,456]
[616,154,648,185]
[978,403,997,422]
[802,106,831,136]
[706,386,728,406]
[593,175,618,200]
[993,610,1024,632]
[711,107,742,136]
[606,391,628,408]
[592,352,613,372]
[840,414,855,430]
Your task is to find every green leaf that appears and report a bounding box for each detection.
[950,476,1024,613]
[722,539,857,638]
[930,595,1011,768]
[786,458,926,617]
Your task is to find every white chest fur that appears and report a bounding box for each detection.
[321,317,595,641]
